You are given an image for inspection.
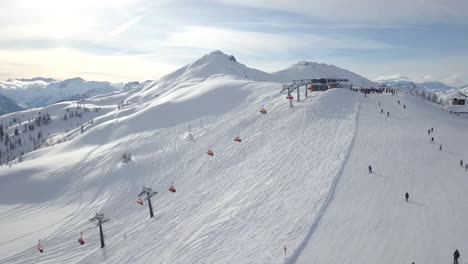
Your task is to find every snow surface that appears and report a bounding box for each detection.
[295,92,468,264]
[0,78,359,263]
[1,51,466,264]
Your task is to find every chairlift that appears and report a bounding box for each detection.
[38,240,43,253]
[169,184,176,193]
[78,232,85,245]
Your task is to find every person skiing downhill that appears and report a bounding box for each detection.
[428,129,431,135]
[453,249,460,264]
[405,192,409,202]
[440,144,442,151]
[398,100,400,105]
[381,109,384,114]
[465,164,468,171]
[387,112,389,117]
[431,137,434,143]
[431,128,434,133]
[368,165,373,173]
[403,104,406,109]
[461,160,464,167]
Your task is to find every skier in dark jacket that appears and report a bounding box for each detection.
[440,144,442,151]
[453,249,460,264]
[387,112,389,117]
[431,137,434,143]
[403,104,406,109]
[398,100,400,105]
[405,192,409,202]
[431,128,434,132]
[368,165,373,173]
[465,164,468,171]
[461,160,464,167]
[381,109,384,114]
[428,129,430,135]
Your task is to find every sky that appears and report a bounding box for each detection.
[0,0,467,86]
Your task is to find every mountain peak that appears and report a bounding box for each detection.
[154,50,270,86]
[192,50,238,66]
[271,61,375,87]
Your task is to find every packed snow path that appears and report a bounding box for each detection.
[295,92,468,264]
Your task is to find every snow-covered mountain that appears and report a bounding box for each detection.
[1,51,374,114]
[377,78,465,104]
[0,78,127,109]
[156,50,272,85]
[1,50,468,264]
[271,61,375,87]
[0,94,24,116]
[417,81,455,91]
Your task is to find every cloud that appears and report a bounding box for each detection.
[214,0,468,25]
[110,15,145,37]
[164,26,393,57]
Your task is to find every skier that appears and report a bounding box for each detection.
[403,104,406,109]
[431,128,434,133]
[428,129,431,135]
[461,160,464,167]
[398,100,400,105]
[368,165,373,173]
[381,109,384,114]
[465,164,468,171]
[387,112,389,117]
[453,249,460,264]
[405,192,409,202]
[439,144,442,151]
[431,137,434,143]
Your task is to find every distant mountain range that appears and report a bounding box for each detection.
[0,78,141,115]
[0,94,24,116]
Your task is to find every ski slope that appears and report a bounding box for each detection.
[1,50,467,264]
[0,74,359,263]
[295,91,468,264]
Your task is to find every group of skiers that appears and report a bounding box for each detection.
[397,100,406,109]
[369,162,461,264]
[372,99,463,264]
[460,160,468,171]
[428,128,444,150]
[378,99,407,117]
